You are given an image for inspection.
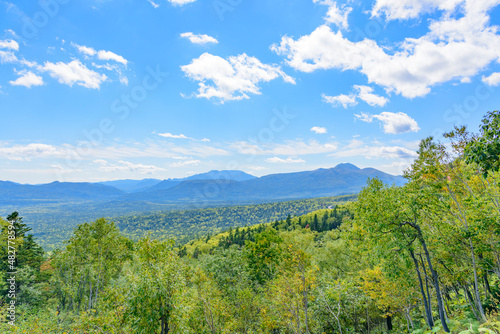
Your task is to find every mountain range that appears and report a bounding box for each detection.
[0,164,405,209]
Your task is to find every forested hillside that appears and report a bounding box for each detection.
[25,195,354,251]
[1,110,500,333]
[113,195,355,245]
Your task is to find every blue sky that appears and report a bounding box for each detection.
[1,0,500,184]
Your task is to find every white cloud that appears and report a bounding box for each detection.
[97,50,128,66]
[158,133,189,139]
[249,166,267,171]
[314,0,352,29]
[371,0,464,21]
[354,85,388,107]
[201,138,210,142]
[482,72,500,86]
[0,39,19,50]
[180,32,218,45]
[72,43,96,56]
[334,144,418,159]
[0,140,229,164]
[323,85,388,108]
[355,112,374,123]
[147,0,160,8]
[94,160,166,174]
[266,157,306,163]
[272,1,500,99]
[356,111,420,134]
[181,52,295,103]
[168,0,196,6]
[322,93,357,108]
[42,60,107,89]
[0,50,18,63]
[170,159,201,167]
[0,143,63,161]
[72,43,128,65]
[9,70,44,88]
[92,62,128,85]
[311,126,327,134]
[232,139,338,156]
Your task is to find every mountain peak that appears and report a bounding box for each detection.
[333,163,360,171]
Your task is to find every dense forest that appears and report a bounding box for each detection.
[23,195,353,251]
[1,110,500,333]
[113,195,355,245]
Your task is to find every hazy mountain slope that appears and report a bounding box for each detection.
[99,178,162,193]
[0,181,125,205]
[1,164,404,207]
[117,163,405,204]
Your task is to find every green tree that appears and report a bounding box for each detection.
[126,238,188,334]
[245,228,283,285]
[465,110,500,176]
[52,218,132,312]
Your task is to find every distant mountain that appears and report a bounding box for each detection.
[0,181,124,206]
[99,178,162,193]
[0,164,405,208]
[98,170,256,193]
[146,180,182,192]
[117,164,405,204]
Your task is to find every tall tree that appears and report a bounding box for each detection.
[126,238,188,334]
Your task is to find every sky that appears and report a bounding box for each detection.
[1,0,500,184]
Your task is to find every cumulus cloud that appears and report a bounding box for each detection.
[334,144,418,159]
[0,39,19,50]
[9,70,44,88]
[72,43,96,56]
[97,50,128,65]
[482,72,500,86]
[322,93,357,108]
[42,60,107,89]
[158,133,189,139]
[181,52,295,102]
[356,111,420,134]
[311,126,327,134]
[265,157,306,163]
[170,159,201,167]
[314,0,352,29]
[72,43,128,65]
[94,160,166,174]
[353,85,388,107]
[272,1,500,98]
[180,32,218,45]
[232,139,338,156]
[0,50,18,63]
[168,0,196,6]
[0,140,229,165]
[0,143,63,161]
[323,85,388,108]
[371,0,464,21]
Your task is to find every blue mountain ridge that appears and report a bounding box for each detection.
[0,164,405,207]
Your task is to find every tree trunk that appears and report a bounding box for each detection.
[415,225,450,332]
[469,238,488,322]
[301,268,311,334]
[463,283,480,321]
[484,272,492,297]
[386,312,393,331]
[419,253,435,326]
[410,249,434,328]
